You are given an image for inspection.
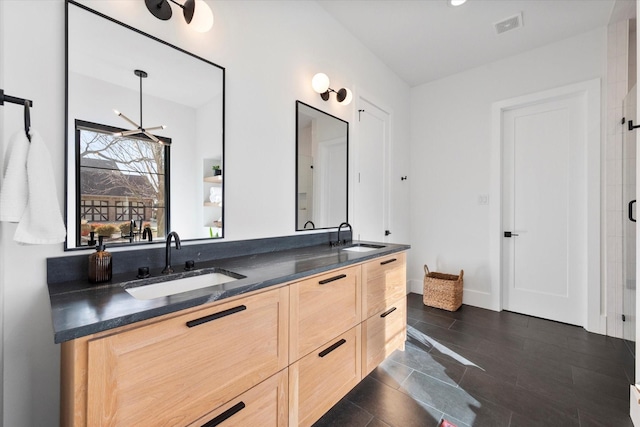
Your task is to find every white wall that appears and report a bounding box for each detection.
[0,1,410,425]
[408,29,607,306]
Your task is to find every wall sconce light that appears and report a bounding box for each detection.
[311,73,353,105]
[145,0,214,33]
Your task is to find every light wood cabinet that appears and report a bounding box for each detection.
[61,251,407,427]
[362,296,407,377]
[188,369,288,427]
[289,265,361,362]
[362,252,407,319]
[63,287,289,427]
[289,326,362,427]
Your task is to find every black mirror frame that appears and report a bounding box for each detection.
[295,100,349,232]
[65,0,225,251]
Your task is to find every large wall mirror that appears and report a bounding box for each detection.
[66,1,224,250]
[296,101,348,231]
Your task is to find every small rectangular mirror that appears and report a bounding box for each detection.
[296,101,348,231]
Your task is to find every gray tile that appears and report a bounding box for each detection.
[369,358,414,390]
[428,341,520,385]
[448,319,526,351]
[572,365,630,402]
[389,341,466,386]
[365,418,392,427]
[411,321,483,351]
[407,306,456,328]
[347,376,443,427]
[458,368,579,425]
[399,370,512,427]
[522,339,628,380]
[577,408,634,427]
[312,399,373,427]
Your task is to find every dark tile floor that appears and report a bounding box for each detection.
[313,293,635,427]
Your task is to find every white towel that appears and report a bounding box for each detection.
[0,130,30,222]
[14,129,66,244]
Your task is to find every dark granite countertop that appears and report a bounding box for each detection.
[47,240,409,343]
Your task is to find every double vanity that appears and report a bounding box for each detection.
[55,3,406,425]
[47,234,409,426]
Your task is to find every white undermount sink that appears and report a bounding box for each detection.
[122,270,243,300]
[342,243,386,253]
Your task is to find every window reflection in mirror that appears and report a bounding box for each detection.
[76,120,169,247]
[296,101,348,231]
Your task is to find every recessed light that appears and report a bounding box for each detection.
[450,0,467,6]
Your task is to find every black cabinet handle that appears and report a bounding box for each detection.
[201,401,245,427]
[380,258,397,265]
[380,307,397,318]
[319,274,347,285]
[630,200,636,222]
[318,338,346,357]
[186,305,246,328]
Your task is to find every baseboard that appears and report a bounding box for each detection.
[630,385,640,425]
[407,279,422,295]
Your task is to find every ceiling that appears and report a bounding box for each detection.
[317,0,634,87]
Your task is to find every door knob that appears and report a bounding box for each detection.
[504,231,519,238]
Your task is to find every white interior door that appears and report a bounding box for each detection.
[502,92,587,326]
[623,85,637,342]
[355,99,389,242]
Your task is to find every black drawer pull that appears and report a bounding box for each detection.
[186,305,246,328]
[202,401,245,427]
[319,338,347,357]
[319,274,347,285]
[380,307,397,318]
[380,258,397,265]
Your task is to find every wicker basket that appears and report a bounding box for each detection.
[423,265,464,311]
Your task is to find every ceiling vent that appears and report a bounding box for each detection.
[494,13,523,35]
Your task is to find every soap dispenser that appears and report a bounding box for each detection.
[89,236,112,283]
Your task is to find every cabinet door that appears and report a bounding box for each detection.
[289,326,361,427]
[362,252,406,319]
[189,369,288,427]
[290,265,361,361]
[86,287,289,426]
[362,296,407,377]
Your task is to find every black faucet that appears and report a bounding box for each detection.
[303,220,315,230]
[331,222,352,247]
[162,231,181,274]
[142,226,153,242]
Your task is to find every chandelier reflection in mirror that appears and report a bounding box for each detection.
[113,69,169,146]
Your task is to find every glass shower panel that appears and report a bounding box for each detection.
[623,85,637,343]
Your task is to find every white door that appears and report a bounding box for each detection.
[355,99,389,242]
[623,85,637,342]
[502,92,587,326]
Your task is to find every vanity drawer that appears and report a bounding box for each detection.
[289,326,361,427]
[362,252,406,318]
[289,265,361,361]
[85,287,289,427]
[362,297,407,377]
[189,369,288,427]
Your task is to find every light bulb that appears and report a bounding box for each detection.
[191,0,214,33]
[450,0,467,6]
[312,73,330,94]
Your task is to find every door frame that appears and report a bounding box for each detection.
[489,78,603,333]
[354,94,391,242]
